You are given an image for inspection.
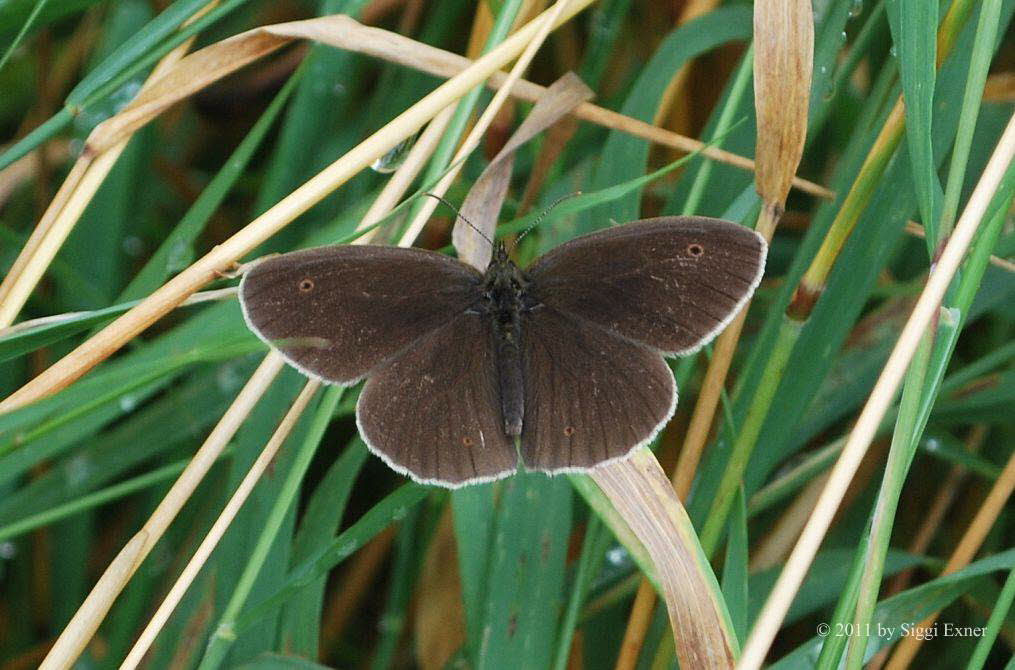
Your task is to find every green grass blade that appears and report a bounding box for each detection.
[477,472,572,670]
[888,0,940,247]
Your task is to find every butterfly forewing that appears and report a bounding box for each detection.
[357,313,518,486]
[520,306,676,471]
[239,246,482,384]
[528,217,766,355]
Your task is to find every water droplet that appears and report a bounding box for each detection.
[217,364,243,392]
[819,64,829,76]
[890,45,898,58]
[122,235,144,257]
[606,546,629,566]
[166,240,192,274]
[65,454,91,487]
[840,30,848,45]
[371,132,418,174]
[924,437,941,453]
[119,395,138,412]
[0,542,17,559]
[848,0,864,18]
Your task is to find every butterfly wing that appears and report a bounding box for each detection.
[520,306,676,471]
[357,313,518,486]
[527,217,766,355]
[239,245,482,384]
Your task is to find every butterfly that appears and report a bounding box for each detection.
[239,216,766,487]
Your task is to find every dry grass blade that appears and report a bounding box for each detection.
[37,353,285,670]
[118,379,321,669]
[0,1,219,327]
[0,0,594,412]
[592,449,737,670]
[736,110,1015,670]
[752,0,813,227]
[883,447,1015,669]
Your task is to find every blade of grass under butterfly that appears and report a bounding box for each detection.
[476,472,572,670]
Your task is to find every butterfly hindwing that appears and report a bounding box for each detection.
[239,245,482,384]
[527,217,766,355]
[357,313,518,486]
[520,306,676,471]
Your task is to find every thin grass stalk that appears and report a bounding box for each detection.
[964,567,1015,670]
[736,110,1015,670]
[842,332,934,669]
[698,0,977,554]
[37,353,285,670]
[0,1,220,328]
[0,0,50,73]
[0,0,594,413]
[883,447,1015,670]
[748,473,828,572]
[118,380,321,670]
[814,521,874,670]
[398,0,573,247]
[680,44,755,217]
[939,0,1003,239]
[553,518,609,670]
[885,426,987,597]
[0,455,212,542]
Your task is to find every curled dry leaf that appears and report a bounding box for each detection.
[455,72,594,270]
[753,0,813,219]
[591,449,737,670]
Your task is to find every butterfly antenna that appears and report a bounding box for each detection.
[423,192,495,249]
[515,191,582,244]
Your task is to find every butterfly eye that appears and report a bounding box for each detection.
[462,436,474,446]
[298,278,315,292]
[686,243,704,257]
[563,426,576,437]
